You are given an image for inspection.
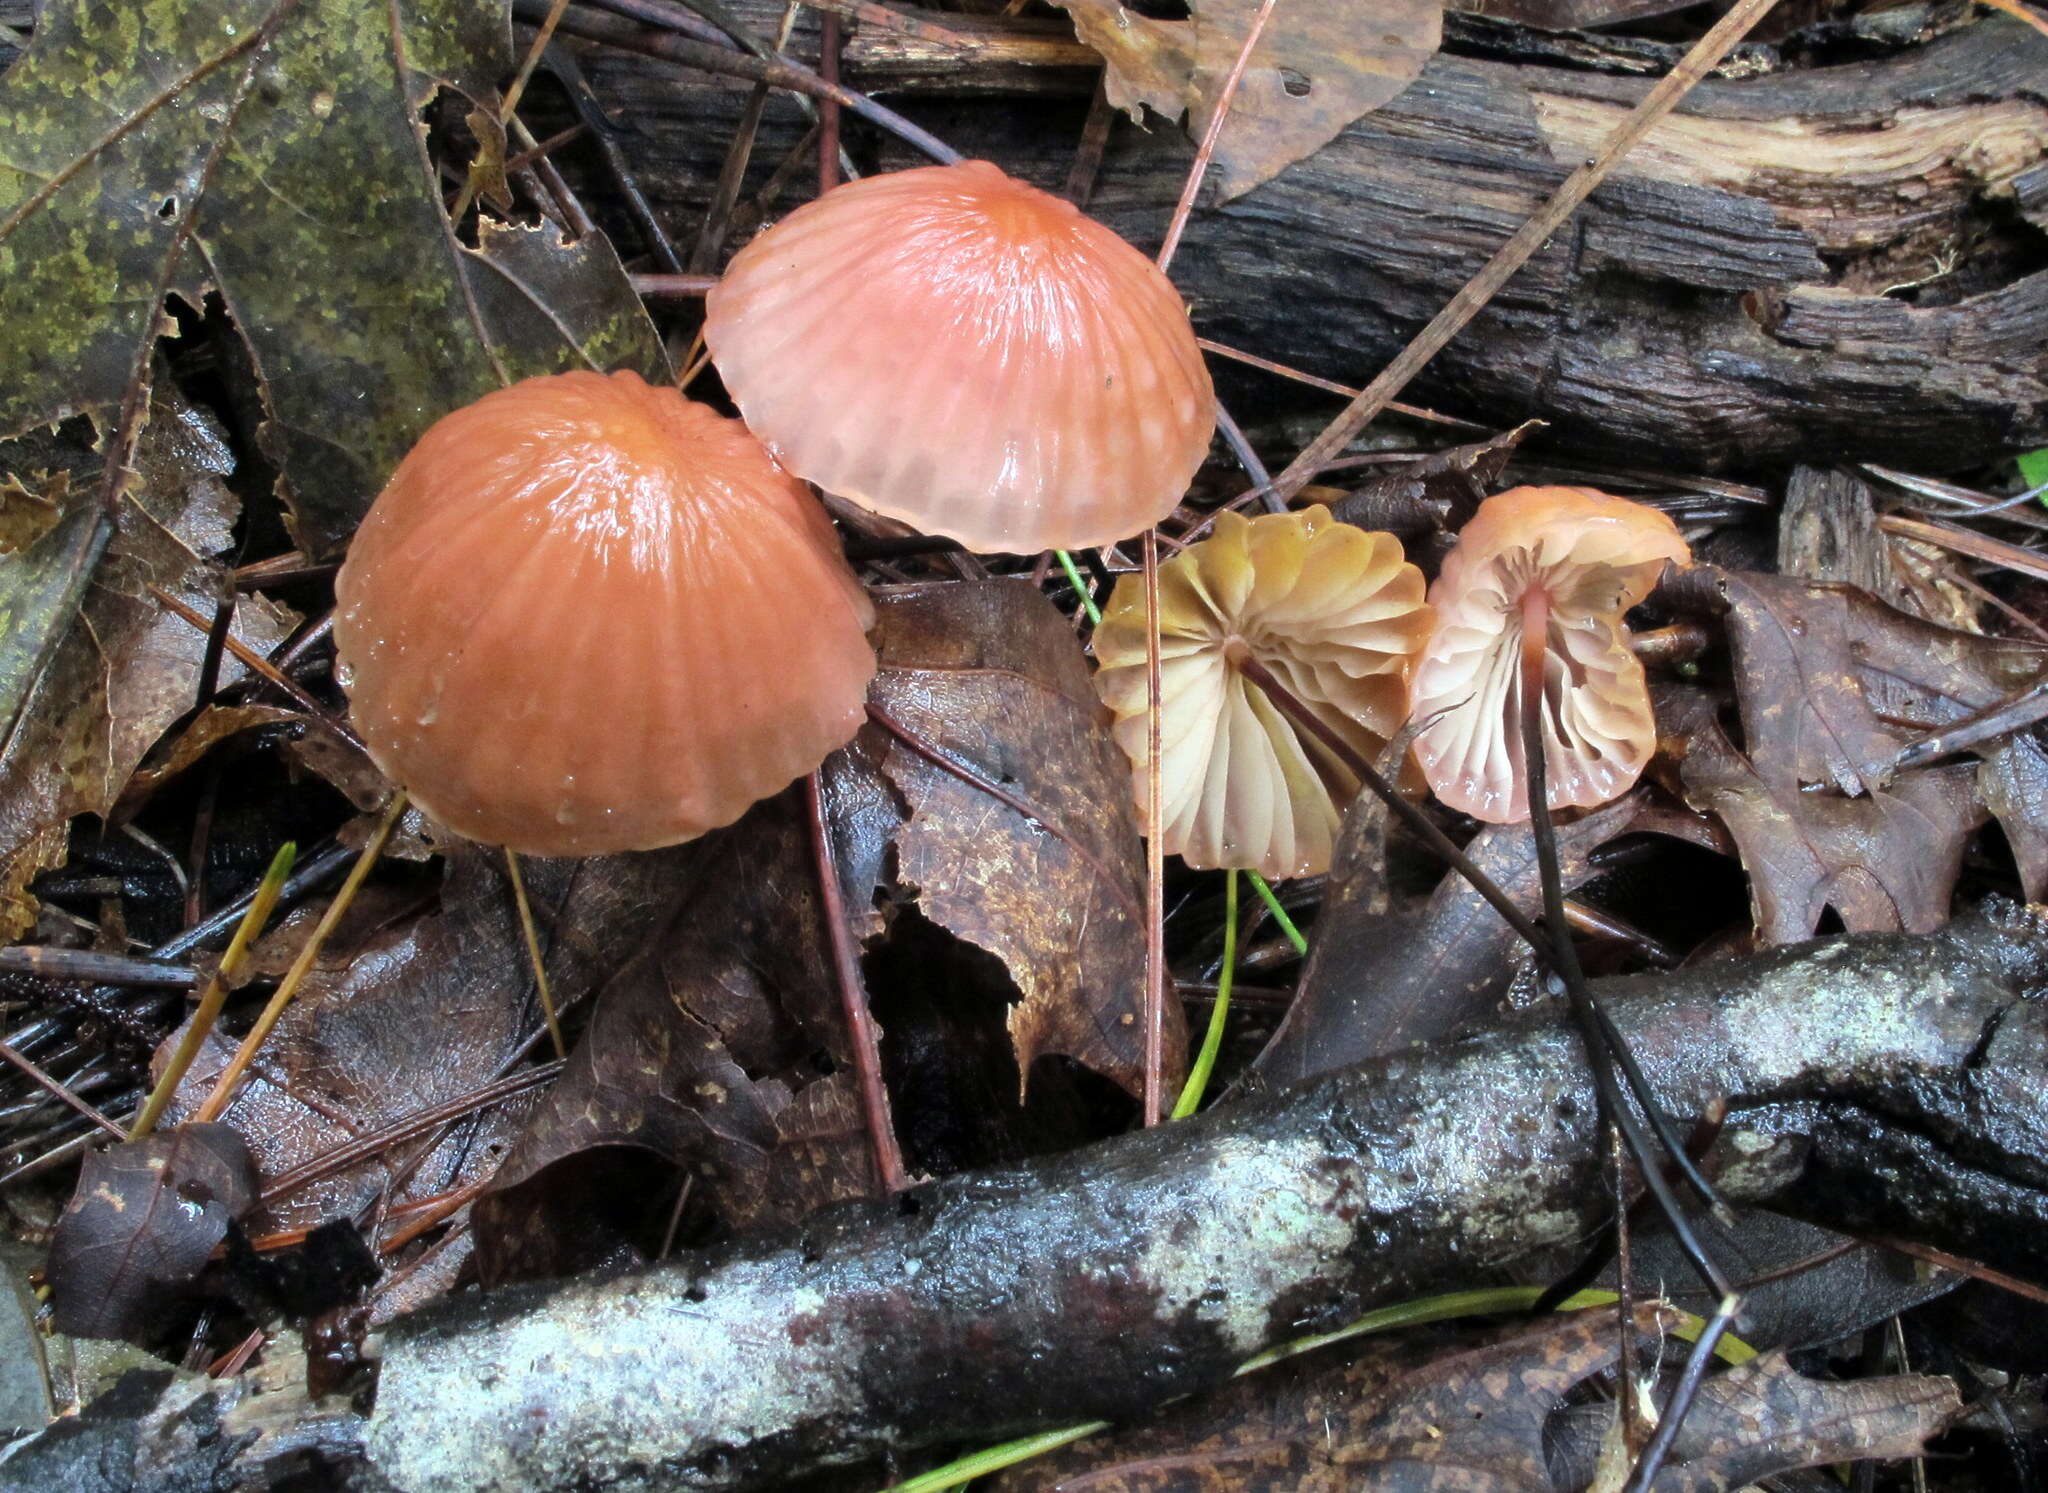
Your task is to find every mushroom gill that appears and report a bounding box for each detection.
[1408,485,1690,824]
[1093,507,1431,879]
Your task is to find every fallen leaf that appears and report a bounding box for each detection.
[1260,792,1648,1084]
[473,790,876,1282]
[1047,0,1441,201]
[0,390,298,941]
[1673,689,1982,943]
[155,843,684,1238]
[871,579,1172,1099]
[1641,1352,1956,1492]
[0,0,666,554]
[45,1123,255,1341]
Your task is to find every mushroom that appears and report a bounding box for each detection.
[703,160,1215,555]
[333,369,876,857]
[1408,485,1689,824]
[1092,507,1432,879]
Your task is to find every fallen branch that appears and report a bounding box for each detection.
[8,908,2048,1491]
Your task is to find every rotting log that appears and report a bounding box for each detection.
[558,11,2048,473]
[7,907,2048,1492]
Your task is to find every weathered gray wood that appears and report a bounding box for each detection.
[563,14,2048,474]
[10,910,2046,1492]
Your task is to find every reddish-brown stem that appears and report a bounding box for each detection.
[817,11,842,193]
[805,771,910,1194]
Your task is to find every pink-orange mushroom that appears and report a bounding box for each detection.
[704,160,1215,555]
[333,369,876,857]
[1409,486,1689,824]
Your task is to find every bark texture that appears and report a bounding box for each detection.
[9,909,2047,1493]
[567,12,2048,473]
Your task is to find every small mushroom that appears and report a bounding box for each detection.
[333,369,876,857]
[1092,507,1432,878]
[1408,485,1689,824]
[704,160,1215,555]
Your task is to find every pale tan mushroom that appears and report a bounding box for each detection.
[1408,485,1690,824]
[1092,507,1431,878]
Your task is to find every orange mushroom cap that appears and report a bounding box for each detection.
[704,160,1216,555]
[333,369,876,857]
[1408,486,1689,824]
[1094,507,1432,879]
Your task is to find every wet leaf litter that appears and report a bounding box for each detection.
[1,0,2046,1488]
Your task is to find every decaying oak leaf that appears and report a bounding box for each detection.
[1671,688,1982,944]
[0,0,665,554]
[1095,508,1431,880]
[1046,0,1440,200]
[875,579,1169,1098]
[153,844,686,1244]
[1701,568,2048,907]
[45,1124,255,1341]
[0,391,297,941]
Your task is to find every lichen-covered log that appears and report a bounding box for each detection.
[563,13,2048,474]
[11,911,2045,1493]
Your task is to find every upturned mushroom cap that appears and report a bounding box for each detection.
[333,369,877,857]
[1093,507,1431,879]
[704,160,1216,555]
[1408,485,1689,824]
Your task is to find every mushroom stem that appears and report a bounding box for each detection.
[805,771,910,1195]
[1239,651,1732,1256]
[1513,600,1737,1260]
[1141,529,1167,1129]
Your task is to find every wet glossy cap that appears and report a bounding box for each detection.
[1093,507,1431,879]
[1409,486,1689,823]
[704,160,1216,555]
[334,369,876,856]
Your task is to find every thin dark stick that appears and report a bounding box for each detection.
[504,122,588,173]
[1155,0,1279,275]
[805,771,909,1194]
[1612,1124,1643,1458]
[1196,338,1479,431]
[195,596,234,710]
[0,948,196,987]
[541,46,686,271]
[0,1038,125,1139]
[1212,399,1275,504]
[688,69,774,271]
[1265,0,1784,503]
[1888,666,2048,773]
[629,273,721,296]
[1623,1294,1739,1493]
[1064,80,1115,207]
[151,586,365,750]
[1140,530,1167,1128]
[533,1,962,167]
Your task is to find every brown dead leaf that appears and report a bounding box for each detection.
[0,390,298,941]
[156,843,683,1239]
[871,579,1173,1100]
[473,788,875,1282]
[1641,1352,1956,1492]
[45,1123,255,1341]
[1047,0,1441,200]
[1672,689,1982,943]
[1261,793,1647,1084]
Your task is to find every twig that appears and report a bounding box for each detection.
[0,1039,125,1139]
[1155,0,1279,275]
[150,585,366,750]
[1879,512,2048,584]
[805,771,909,1193]
[534,1,962,167]
[1265,0,1786,503]
[817,10,842,193]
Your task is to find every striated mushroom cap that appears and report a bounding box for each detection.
[704,160,1216,555]
[334,369,877,857]
[1409,485,1689,824]
[1093,507,1431,879]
